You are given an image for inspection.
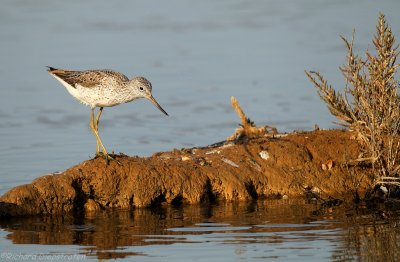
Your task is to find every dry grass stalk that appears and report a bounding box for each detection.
[227,96,276,141]
[306,13,400,178]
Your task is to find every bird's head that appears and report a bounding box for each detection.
[129,76,168,116]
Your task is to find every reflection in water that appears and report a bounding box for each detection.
[1,200,400,260]
[335,208,400,261]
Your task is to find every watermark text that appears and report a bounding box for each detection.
[1,252,86,261]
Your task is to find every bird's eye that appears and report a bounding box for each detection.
[139,87,144,91]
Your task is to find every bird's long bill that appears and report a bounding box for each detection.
[148,95,168,116]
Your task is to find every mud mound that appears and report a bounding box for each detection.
[0,130,373,217]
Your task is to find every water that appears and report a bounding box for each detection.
[0,200,399,261]
[1,0,400,260]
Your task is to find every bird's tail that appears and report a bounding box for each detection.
[46,66,58,72]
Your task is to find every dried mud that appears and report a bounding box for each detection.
[0,130,374,217]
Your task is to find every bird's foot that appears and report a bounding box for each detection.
[94,152,121,165]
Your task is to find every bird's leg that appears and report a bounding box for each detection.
[95,107,103,131]
[90,108,101,155]
[94,107,108,156]
[91,107,120,164]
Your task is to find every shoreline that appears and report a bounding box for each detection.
[0,129,374,217]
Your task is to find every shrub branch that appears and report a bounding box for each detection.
[306,13,400,178]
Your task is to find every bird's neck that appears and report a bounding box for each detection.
[124,82,141,102]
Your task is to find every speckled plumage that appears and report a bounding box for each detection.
[47,67,157,109]
[47,66,168,162]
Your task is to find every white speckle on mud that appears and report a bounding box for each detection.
[221,158,239,168]
[205,149,220,155]
[311,187,321,195]
[259,151,270,160]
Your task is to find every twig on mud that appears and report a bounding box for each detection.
[375,177,400,187]
[227,96,277,141]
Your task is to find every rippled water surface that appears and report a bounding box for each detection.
[1,0,400,261]
[1,201,400,261]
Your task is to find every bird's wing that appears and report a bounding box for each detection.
[47,67,129,88]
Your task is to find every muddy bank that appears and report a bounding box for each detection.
[0,129,374,217]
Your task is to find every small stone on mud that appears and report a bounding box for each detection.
[205,149,220,155]
[181,156,191,161]
[282,195,288,200]
[311,187,321,195]
[380,185,388,194]
[326,160,333,170]
[322,160,333,171]
[221,158,239,168]
[196,157,207,166]
[259,151,270,160]
[220,143,234,149]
